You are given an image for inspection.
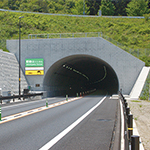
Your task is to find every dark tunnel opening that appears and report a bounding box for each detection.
[43,55,119,97]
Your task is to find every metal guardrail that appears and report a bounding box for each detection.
[0,92,43,104]
[27,32,150,60]
[0,8,148,19]
[118,91,140,150]
[28,32,102,39]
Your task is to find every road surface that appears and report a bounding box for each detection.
[0,96,119,150]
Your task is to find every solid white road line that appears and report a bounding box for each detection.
[39,96,106,150]
[0,97,82,124]
[120,100,125,150]
[2,98,56,109]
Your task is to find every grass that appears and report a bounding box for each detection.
[131,100,141,102]
[0,11,150,64]
[134,117,138,121]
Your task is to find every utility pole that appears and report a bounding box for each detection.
[83,0,85,15]
[19,16,24,99]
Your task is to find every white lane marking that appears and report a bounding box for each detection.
[2,98,56,109]
[120,100,125,150]
[39,96,106,150]
[0,97,82,124]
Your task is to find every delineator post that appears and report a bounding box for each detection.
[0,106,1,121]
[46,99,48,107]
[66,95,68,101]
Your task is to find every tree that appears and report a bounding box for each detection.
[7,0,21,10]
[31,0,49,13]
[113,0,131,16]
[71,0,89,15]
[100,0,115,16]
[126,0,150,16]
[64,0,76,14]
[86,0,101,15]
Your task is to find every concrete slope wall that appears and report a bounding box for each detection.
[7,37,145,95]
[130,66,150,100]
[0,50,28,96]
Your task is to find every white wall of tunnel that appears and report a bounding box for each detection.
[7,37,145,96]
[43,55,119,97]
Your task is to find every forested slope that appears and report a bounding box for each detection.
[0,11,150,65]
[0,0,150,15]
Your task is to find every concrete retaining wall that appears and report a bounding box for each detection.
[7,37,145,95]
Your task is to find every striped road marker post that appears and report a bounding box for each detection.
[66,95,68,101]
[76,93,78,97]
[46,99,48,107]
[0,106,1,121]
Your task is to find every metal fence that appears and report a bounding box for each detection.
[119,91,140,150]
[0,8,148,19]
[28,32,150,59]
[28,32,102,39]
[0,92,43,104]
[0,32,149,60]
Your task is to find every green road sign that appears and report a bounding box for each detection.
[25,58,44,67]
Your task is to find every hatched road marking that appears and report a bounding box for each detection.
[0,97,82,124]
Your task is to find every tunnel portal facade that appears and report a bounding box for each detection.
[43,54,119,96]
[7,37,145,96]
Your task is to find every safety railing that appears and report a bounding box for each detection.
[0,8,149,19]
[0,92,43,104]
[28,32,103,39]
[27,32,150,60]
[118,91,140,150]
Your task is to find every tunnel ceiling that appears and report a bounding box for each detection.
[43,55,119,97]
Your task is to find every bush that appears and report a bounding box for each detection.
[0,11,150,65]
[140,73,150,100]
[143,14,150,22]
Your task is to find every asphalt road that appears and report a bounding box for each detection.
[0,96,119,150]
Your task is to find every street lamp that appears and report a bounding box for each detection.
[83,0,85,15]
[19,16,24,99]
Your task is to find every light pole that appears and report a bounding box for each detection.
[19,16,24,99]
[83,0,85,15]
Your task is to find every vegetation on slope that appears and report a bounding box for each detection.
[0,0,150,16]
[0,11,150,65]
[140,73,150,100]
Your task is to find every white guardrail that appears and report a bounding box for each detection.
[0,8,147,19]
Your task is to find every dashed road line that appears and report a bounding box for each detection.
[39,96,106,150]
[0,97,82,124]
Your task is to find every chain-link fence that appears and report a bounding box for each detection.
[1,32,150,60]
[28,32,150,59]
[28,32,102,39]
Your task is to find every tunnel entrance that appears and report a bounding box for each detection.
[43,55,119,97]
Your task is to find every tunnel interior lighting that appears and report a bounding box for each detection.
[89,66,107,85]
[63,64,89,81]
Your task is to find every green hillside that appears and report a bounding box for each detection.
[0,11,150,65]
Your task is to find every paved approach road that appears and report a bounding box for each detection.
[0,96,119,150]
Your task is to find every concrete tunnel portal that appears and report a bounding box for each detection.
[43,55,119,97]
